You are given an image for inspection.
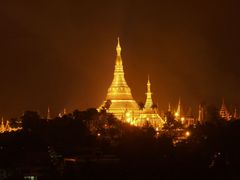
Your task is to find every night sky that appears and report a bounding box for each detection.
[0,0,240,118]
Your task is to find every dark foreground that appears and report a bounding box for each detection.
[1,109,240,179]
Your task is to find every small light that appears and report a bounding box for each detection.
[175,112,179,117]
[185,131,190,137]
[97,133,101,137]
[126,112,130,117]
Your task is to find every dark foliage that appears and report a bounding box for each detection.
[138,101,145,110]
[163,111,182,131]
[1,108,240,179]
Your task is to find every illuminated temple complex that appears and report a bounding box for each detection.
[100,38,164,128]
[99,38,239,127]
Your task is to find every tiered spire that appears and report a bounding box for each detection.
[144,76,153,109]
[0,117,4,133]
[176,98,181,118]
[47,106,51,120]
[5,121,10,131]
[219,99,231,120]
[168,103,171,112]
[198,104,204,122]
[116,37,121,57]
[106,37,135,100]
[233,108,238,119]
[140,76,164,128]
[63,108,67,115]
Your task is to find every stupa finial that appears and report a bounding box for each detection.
[116,37,121,56]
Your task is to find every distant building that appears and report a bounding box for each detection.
[219,99,231,120]
[58,108,67,118]
[184,107,195,127]
[233,108,238,119]
[174,98,182,121]
[0,117,22,133]
[47,106,51,120]
[198,104,206,123]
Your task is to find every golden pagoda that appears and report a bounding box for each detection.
[100,38,139,121]
[139,76,164,128]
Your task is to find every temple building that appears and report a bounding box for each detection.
[0,117,22,133]
[219,99,231,120]
[100,38,140,122]
[198,104,205,123]
[47,106,51,120]
[58,108,67,118]
[184,107,195,127]
[233,108,238,119]
[174,98,181,121]
[139,77,165,128]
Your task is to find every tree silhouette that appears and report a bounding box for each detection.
[142,121,156,137]
[151,103,158,109]
[103,99,112,110]
[163,111,182,131]
[205,105,223,125]
[21,111,45,132]
[138,102,145,110]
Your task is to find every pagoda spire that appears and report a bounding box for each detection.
[168,103,171,112]
[47,106,51,120]
[63,108,67,115]
[233,107,238,119]
[176,98,181,118]
[198,104,203,122]
[5,120,10,131]
[222,98,225,108]
[116,37,121,57]
[0,117,4,133]
[106,37,134,100]
[144,75,153,109]
[219,99,231,120]
[115,37,123,67]
[140,76,165,129]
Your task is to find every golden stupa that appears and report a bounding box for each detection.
[100,38,140,121]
